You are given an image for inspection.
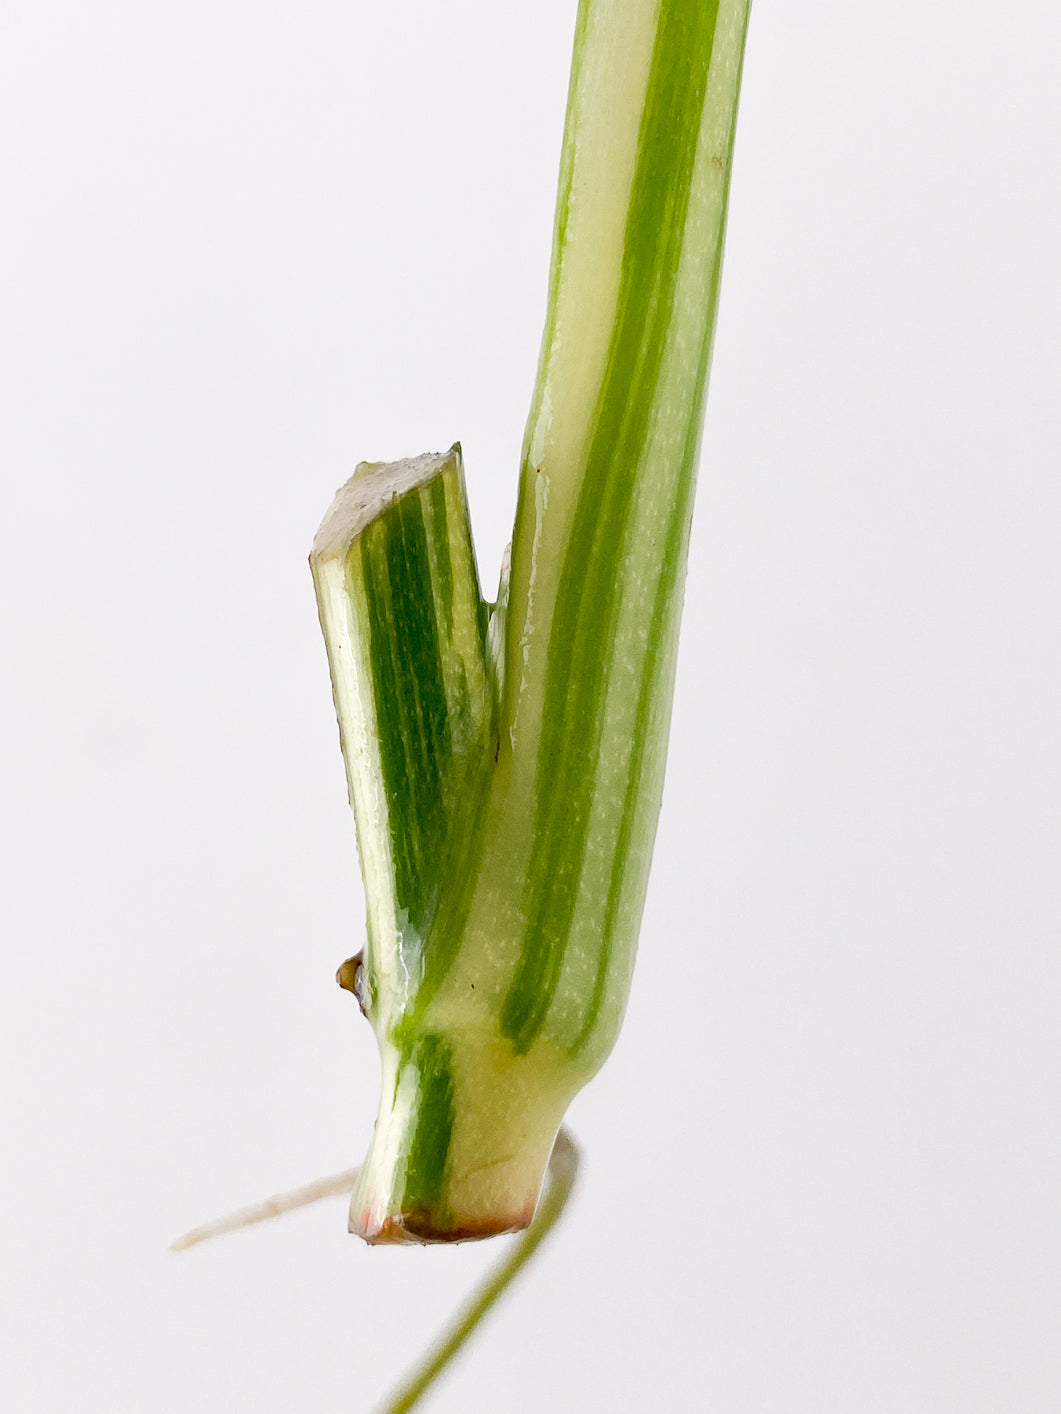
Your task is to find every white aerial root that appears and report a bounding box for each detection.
[170,1167,360,1252]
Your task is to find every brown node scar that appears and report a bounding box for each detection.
[336,951,368,1015]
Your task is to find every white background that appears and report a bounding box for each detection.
[2,2,1060,1410]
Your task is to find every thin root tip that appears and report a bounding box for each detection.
[167,1166,360,1255]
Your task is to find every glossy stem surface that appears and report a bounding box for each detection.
[312,0,752,1241]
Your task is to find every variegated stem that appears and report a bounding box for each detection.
[312,0,751,1244]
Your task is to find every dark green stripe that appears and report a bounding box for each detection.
[358,531,418,911]
[399,1034,456,1216]
[427,475,455,636]
[346,462,495,1016]
[501,0,721,1052]
[356,488,452,942]
[392,490,451,807]
[403,752,493,1017]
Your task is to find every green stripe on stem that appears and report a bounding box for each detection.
[313,0,752,1244]
[501,0,724,1050]
[310,446,492,1026]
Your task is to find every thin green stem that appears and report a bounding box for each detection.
[376,1129,580,1414]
